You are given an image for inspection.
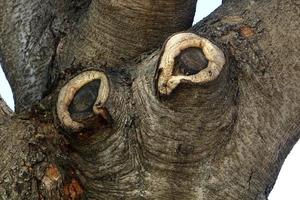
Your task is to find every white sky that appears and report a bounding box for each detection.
[0,0,299,198]
[0,66,14,109]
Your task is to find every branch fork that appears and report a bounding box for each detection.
[157,32,226,95]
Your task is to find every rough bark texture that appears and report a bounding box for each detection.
[0,0,299,199]
[0,0,197,112]
[0,0,93,112]
[0,95,12,118]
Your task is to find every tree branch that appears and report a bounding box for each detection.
[56,0,197,70]
[0,0,91,112]
[0,95,12,118]
[133,0,300,198]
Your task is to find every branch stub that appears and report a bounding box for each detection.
[57,70,109,131]
[157,32,226,95]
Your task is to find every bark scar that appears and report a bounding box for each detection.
[156,32,225,95]
[42,164,61,190]
[56,70,109,131]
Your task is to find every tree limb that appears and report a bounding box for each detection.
[133,0,300,198]
[0,95,12,118]
[0,0,196,113]
[0,0,91,112]
[56,0,197,70]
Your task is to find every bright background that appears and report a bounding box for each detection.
[0,0,299,199]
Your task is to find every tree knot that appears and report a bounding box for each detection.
[156,32,225,95]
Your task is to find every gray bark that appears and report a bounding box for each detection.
[0,0,299,199]
[0,0,197,112]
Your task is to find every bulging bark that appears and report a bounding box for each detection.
[0,0,299,199]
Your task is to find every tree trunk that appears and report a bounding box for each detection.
[0,0,299,199]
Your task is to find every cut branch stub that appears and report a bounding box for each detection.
[57,70,110,131]
[157,32,226,95]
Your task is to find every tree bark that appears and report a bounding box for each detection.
[0,95,12,118]
[0,0,299,199]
